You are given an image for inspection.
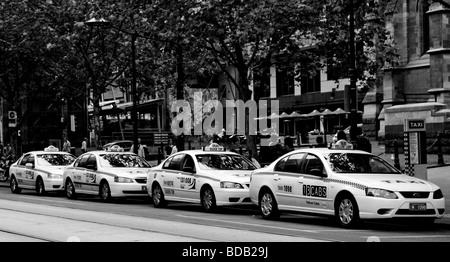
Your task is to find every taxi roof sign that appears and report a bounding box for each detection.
[107,145,124,152]
[44,145,59,152]
[203,143,225,152]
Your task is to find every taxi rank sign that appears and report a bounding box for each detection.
[403,119,427,176]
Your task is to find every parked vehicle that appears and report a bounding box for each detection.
[8,146,77,195]
[249,147,445,228]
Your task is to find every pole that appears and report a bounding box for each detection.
[131,32,139,154]
[348,0,358,143]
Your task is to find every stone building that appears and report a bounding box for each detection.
[379,0,450,152]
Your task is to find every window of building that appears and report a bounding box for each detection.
[301,69,321,94]
[421,0,430,55]
[252,68,271,98]
[276,65,295,96]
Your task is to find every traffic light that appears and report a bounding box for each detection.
[8,111,17,128]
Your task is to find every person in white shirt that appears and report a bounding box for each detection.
[130,138,146,158]
[81,137,88,154]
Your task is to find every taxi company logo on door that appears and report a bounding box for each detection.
[170,93,280,146]
[303,185,327,198]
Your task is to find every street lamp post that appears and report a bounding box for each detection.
[131,32,139,155]
[85,17,139,154]
[348,0,358,143]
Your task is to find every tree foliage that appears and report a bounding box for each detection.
[0,0,399,151]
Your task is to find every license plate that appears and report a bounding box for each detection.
[142,185,147,191]
[409,203,427,211]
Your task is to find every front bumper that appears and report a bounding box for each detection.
[357,195,445,219]
[214,188,252,206]
[43,179,64,191]
[110,183,149,197]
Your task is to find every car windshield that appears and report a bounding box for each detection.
[327,153,401,174]
[195,154,256,170]
[37,154,76,166]
[99,153,151,168]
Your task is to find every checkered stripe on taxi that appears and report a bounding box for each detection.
[305,175,367,191]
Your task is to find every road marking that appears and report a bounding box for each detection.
[16,196,85,205]
[362,235,450,240]
[177,214,321,233]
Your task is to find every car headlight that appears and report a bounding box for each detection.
[114,177,134,183]
[433,189,444,199]
[366,188,398,199]
[220,181,244,189]
[48,173,62,179]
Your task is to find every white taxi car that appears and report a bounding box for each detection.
[62,145,153,202]
[147,143,257,212]
[249,147,445,228]
[9,146,77,195]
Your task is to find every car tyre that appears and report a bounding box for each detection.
[10,176,21,194]
[259,190,280,220]
[66,179,77,199]
[335,194,360,228]
[152,183,167,208]
[201,186,217,212]
[36,177,46,196]
[100,181,112,202]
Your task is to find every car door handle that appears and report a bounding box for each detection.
[273,174,280,181]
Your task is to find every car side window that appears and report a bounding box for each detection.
[163,156,174,169]
[19,154,31,166]
[85,155,97,170]
[167,154,184,171]
[303,154,326,177]
[283,153,305,173]
[274,156,287,172]
[181,155,196,173]
[27,155,35,165]
[274,153,305,173]
[77,155,91,168]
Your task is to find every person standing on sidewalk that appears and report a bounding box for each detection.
[81,137,88,154]
[62,138,71,153]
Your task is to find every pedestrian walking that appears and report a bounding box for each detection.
[81,137,88,154]
[62,138,71,153]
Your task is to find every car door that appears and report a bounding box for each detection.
[177,154,198,200]
[72,154,91,193]
[298,153,330,212]
[160,154,184,199]
[83,154,99,194]
[273,152,306,209]
[16,154,34,188]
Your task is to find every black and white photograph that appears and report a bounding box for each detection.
[0,0,449,257]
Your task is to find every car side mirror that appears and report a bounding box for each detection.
[182,167,195,173]
[310,168,326,177]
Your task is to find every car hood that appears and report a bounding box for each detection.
[39,166,67,174]
[198,169,252,183]
[336,173,440,192]
[102,168,150,178]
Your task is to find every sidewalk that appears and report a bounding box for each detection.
[369,140,450,170]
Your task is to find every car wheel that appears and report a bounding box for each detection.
[36,177,46,196]
[201,186,217,212]
[100,181,112,202]
[335,194,360,228]
[152,183,166,208]
[66,179,77,199]
[259,190,280,220]
[10,176,21,194]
